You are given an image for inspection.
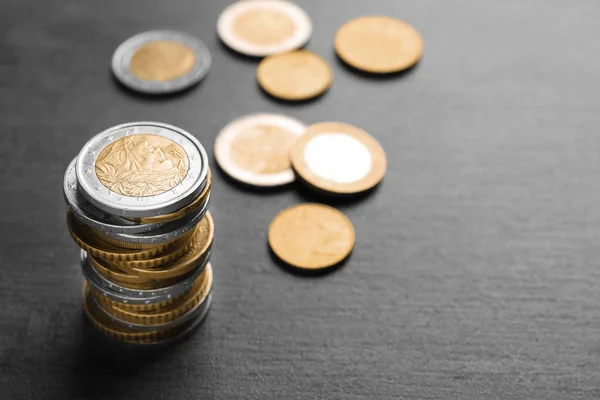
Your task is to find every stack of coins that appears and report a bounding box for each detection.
[63,122,214,345]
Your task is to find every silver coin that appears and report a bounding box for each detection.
[64,158,167,234]
[92,281,212,332]
[112,30,211,94]
[99,193,210,244]
[76,122,209,218]
[80,250,209,304]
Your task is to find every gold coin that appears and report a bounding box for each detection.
[127,169,212,224]
[334,16,423,73]
[95,134,189,197]
[83,282,203,344]
[98,264,212,326]
[129,40,196,82]
[131,212,213,280]
[268,203,355,270]
[98,212,214,280]
[256,50,332,101]
[289,122,386,195]
[67,212,179,262]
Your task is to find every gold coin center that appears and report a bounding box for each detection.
[268,204,355,269]
[95,134,189,197]
[257,51,332,100]
[233,8,295,46]
[230,124,298,174]
[129,40,196,82]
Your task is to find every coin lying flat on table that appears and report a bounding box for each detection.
[290,122,387,195]
[335,16,423,73]
[112,30,211,94]
[215,113,306,187]
[257,50,332,101]
[268,203,355,270]
[217,0,312,57]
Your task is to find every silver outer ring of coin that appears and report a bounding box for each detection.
[100,194,210,244]
[80,250,209,304]
[76,122,209,218]
[64,158,167,234]
[91,278,213,332]
[217,0,312,57]
[214,113,305,187]
[111,30,211,94]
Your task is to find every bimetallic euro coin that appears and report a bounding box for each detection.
[289,122,387,195]
[335,16,423,74]
[97,194,209,245]
[217,0,312,57]
[257,50,332,101]
[112,30,211,94]
[214,113,305,187]
[80,250,208,305]
[268,203,355,270]
[76,122,208,218]
[64,158,166,234]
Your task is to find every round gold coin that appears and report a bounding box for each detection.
[289,122,387,195]
[268,203,355,270]
[129,40,196,82]
[334,16,423,73]
[256,50,332,101]
[67,212,181,262]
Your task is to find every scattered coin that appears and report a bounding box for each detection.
[217,0,312,57]
[269,203,355,270]
[64,122,215,344]
[335,16,423,73]
[257,50,332,101]
[112,30,211,94]
[215,113,306,187]
[290,122,387,195]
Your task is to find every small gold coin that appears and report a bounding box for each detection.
[129,40,196,82]
[289,122,386,195]
[268,203,355,270]
[335,16,423,73]
[256,50,332,101]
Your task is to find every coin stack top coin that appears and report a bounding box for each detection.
[64,122,215,345]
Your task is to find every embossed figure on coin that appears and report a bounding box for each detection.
[95,134,189,197]
[230,125,297,174]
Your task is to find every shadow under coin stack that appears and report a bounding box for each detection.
[63,122,214,345]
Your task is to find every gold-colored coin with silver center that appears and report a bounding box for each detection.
[95,134,189,197]
[335,16,423,73]
[214,114,305,187]
[290,122,387,195]
[129,40,196,82]
[257,50,332,101]
[268,203,355,270]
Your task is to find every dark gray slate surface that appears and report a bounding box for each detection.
[1,0,599,399]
